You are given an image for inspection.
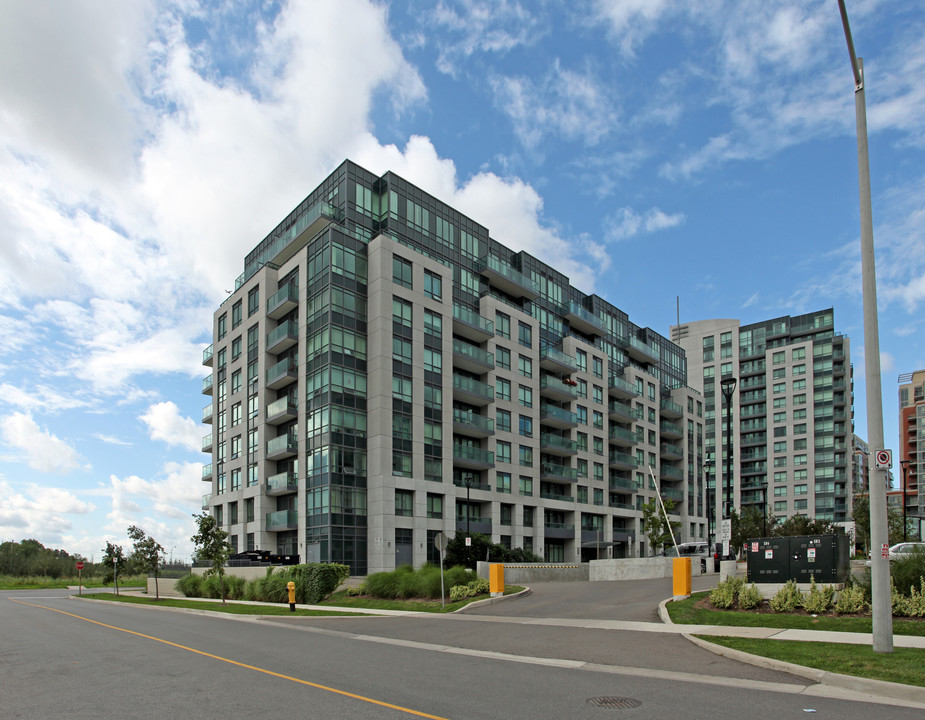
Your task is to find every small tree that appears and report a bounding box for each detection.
[100,542,127,595]
[127,525,165,599]
[191,512,231,603]
[641,497,680,555]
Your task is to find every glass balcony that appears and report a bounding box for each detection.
[660,442,683,460]
[267,282,299,320]
[608,426,637,446]
[621,335,659,363]
[540,491,575,502]
[267,470,298,495]
[608,400,636,423]
[267,358,298,389]
[539,375,578,401]
[660,398,684,418]
[540,462,578,483]
[540,433,579,455]
[540,403,578,428]
[266,396,298,425]
[455,517,493,534]
[659,420,683,438]
[452,444,495,469]
[539,346,578,373]
[564,301,605,336]
[201,463,213,481]
[267,319,299,355]
[452,339,494,373]
[202,343,213,367]
[266,432,298,460]
[661,488,684,502]
[452,409,495,437]
[202,403,213,424]
[201,433,213,453]
[543,521,576,539]
[477,255,540,299]
[608,375,639,399]
[660,464,684,481]
[452,304,494,342]
[201,493,211,509]
[608,476,636,492]
[608,451,637,470]
[202,375,214,395]
[452,374,494,406]
[266,509,298,531]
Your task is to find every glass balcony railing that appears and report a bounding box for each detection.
[452,444,495,465]
[202,344,213,366]
[608,451,637,469]
[267,319,298,352]
[452,409,495,434]
[608,426,636,444]
[452,304,493,337]
[478,255,541,298]
[453,374,494,401]
[202,403,213,423]
[540,375,578,398]
[660,398,684,417]
[540,433,579,453]
[267,283,299,318]
[266,509,298,530]
[202,375,213,394]
[608,375,639,397]
[540,403,578,426]
[201,463,213,480]
[266,432,298,457]
[201,433,213,452]
[539,346,578,371]
[540,463,579,482]
[453,339,494,368]
[267,471,298,494]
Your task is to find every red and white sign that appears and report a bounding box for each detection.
[76,562,84,570]
[881,543,890,559]
[875,450,892,469]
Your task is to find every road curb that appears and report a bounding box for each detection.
[659,596,925,707]
[455,586,532,612]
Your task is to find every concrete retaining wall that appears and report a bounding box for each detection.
[146,578,183,597]
[476,562,589,583]
[590,558,676,581]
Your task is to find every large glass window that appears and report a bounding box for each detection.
[424,270,442,301]
[393,256,412,288]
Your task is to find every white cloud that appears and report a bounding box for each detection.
[0,480,95,546]
[140,401,199,453]
[106,463,202,531]
[0,383,91,413]
[604,206,685,242]
[0,412,85,473]
[593,0,673,58]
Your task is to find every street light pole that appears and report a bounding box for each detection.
[720,376,737,560]
[838,0,892,653]
[900,460,910,542]
[465,477,472,537]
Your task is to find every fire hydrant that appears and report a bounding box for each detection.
[287,581,296,612]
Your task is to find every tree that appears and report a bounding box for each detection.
[641,497,680,555]
[731,506,778,557]
[852,493,912,553]
[191,512,231,603]
[127,525,165,600]
[441,532,541,569]
[772,514,839,538]
[100,542,127,594]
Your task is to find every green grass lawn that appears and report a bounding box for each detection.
[0,575,148,590]
[697,636,925,688]
[78,593,366,616]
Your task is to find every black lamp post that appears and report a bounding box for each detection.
[704,459,715,547]
[900,460,910,542]
[720,377,738,523]
[464,476,472,536]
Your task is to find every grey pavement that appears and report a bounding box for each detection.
[96,575,925,709]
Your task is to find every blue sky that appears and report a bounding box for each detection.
[1,0,923,562]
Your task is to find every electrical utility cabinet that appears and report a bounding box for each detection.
[746,534,850,584]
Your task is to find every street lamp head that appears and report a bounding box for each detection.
[720,376,737,396]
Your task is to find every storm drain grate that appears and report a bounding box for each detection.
[587,696,642,710]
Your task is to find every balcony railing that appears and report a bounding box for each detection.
[201,433,213,452]
[201,463,213,481]
[540,403,578,428]
[608,400,636,422]
[452,444,495,468]
[540,433,579,455]
[539,375,578,400]
[452,339,494,373]
[202,375,214,394]
[660,398,684,418]
[267,319,299,355]
[266,396,298,424]
[452,374,494,405]
[452,304,493,341]
[478,255,540,298]
[452,409,495,436]
[540,462,578,482]
[267,283,299,319]
[564,301,605,335]
[267,358,298,389]
[608,451,637,470]
[202,344,213,366]
[608,426,637,445]
[539,346,578,373]
[267,471,298,495]
[202,403,213,424]
[266,509,298,531]
[266,432,298,459]
[608,375,639,398]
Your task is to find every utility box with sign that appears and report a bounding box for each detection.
[790,534,850,583]
[746,534,850,584]
[745,537,790,583]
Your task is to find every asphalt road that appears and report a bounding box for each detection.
[3,584,922,720]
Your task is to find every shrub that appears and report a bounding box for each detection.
[890,549,925,597]
[802,576,835,614]
[834,584,868,614]
[738,583,762,610]
[345,584,366,597]
[448,577,490,602]
[176,573,203,598]
[904,579,925,618]
[365,570,402,599]
[769,580,802,612]
[280,563,350,604]
[709,576,743,609]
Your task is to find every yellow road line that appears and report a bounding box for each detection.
[11,598,449,720]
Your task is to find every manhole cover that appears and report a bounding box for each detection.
[587,696,642,710]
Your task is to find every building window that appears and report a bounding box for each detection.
[424,270,442,300]
[231,337,242,362]
[393,452,412,477]
[395,489,413,516]
[518,322,532,348]
[393,256,412,288]
[593,356,603,378]
[424,309,442,338]
[592,410,604,429]
[496,346,511,370]
[519,415,533,437]
[393,297,413,327]
[519,476,533,496]
[495,311,511,339]
[426,493,443,519]
[245,498,254,522]
[575,349,587,372]
[393,337,412,364]
[497,472,512,494]
[232,300,242,329]
[230,469,241,492]
[248,286,259,316]
[518,355,533,378]
[496,378,511,401]
[218,313,227,340]
[496,441,511,464]
[519,445,533,467]
[496,409,511,432]
[424,348,442,373]
[518,385,533,408]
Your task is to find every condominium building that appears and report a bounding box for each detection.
[200,160,706,575]
[898,370,925,528]
[671,311,853,542]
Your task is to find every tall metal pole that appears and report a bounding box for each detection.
[838,0,892,653]
[900,461,909,542]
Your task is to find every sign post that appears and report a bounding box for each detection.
[434,532,448,610]
[76,561,84,595]
[720,518,732,559]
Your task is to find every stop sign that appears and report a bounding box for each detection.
[76,562,85,570]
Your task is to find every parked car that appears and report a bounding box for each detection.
[659,542,710,559]
[865,542,925,566]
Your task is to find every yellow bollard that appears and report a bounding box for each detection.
[287,581,296,612]
[489,563,504,597]
[672,557,691,599]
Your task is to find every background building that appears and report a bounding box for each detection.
[200,160,707,574]
[898,370,925,537]
[671,311,854,540]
